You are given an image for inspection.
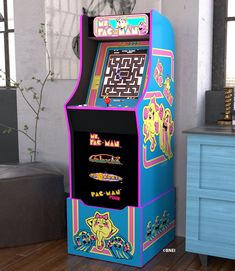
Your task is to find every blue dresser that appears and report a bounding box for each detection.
[185,126,235,263]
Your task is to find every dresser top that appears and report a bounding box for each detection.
[183,125,235,137]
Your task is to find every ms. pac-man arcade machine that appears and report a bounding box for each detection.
[65,10,175,267]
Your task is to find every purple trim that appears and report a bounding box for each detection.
[135,111,141,207]
[64,106,72,197]
[90,36,150,41]
[135,11,153,206]
[67,105,135,112]
[141,187,175,209]
[65,17,83,108]
[78,198,137,211]
[64,15,84,197]
[140,207,144,266]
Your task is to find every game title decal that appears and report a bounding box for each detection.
[89,154,122,165]
[91,189,121,201]
[89,173,123,182]
[94,14,148,37]
[90,133,121,148]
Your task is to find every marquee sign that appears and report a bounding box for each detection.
[93,14,149,38]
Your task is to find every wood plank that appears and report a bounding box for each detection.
[2,240,66,271]
[0,240,55,270]
[0,237,235,271]
[186,255,205,271]
[168,252,196,271]
[134,237,185,271]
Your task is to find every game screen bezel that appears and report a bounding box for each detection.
[99,48,148,99]
[87,41,149,108]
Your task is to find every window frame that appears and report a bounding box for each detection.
[212,0,235,90]
[0,0,14,87]
[225,3,235,87]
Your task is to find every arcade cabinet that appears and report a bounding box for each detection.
[65,10,175,267]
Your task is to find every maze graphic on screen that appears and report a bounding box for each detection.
[100,49,148,98]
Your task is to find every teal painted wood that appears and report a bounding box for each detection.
[186,133,235,260]
[186,239,235,260]
[187,134,235,191]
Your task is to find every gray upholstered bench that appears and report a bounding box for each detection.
[0,162,66,248]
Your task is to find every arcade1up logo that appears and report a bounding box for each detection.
[90,133,121,148]
[93,14,149,38]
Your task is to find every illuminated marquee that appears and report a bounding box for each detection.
[93,14,148,38]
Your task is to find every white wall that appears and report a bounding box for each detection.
[197,0,213,125]
[14,0,75,192]
[14,0,213,236]
[133,0,161,13]
[162,0,213,237]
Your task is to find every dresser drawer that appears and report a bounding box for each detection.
[186,194,235,260]
[187,135,235,192]
[199,198,235,245]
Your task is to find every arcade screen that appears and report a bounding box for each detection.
[100,48,148,98]
[87,41,149,107]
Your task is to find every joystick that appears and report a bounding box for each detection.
[104,96,111,107]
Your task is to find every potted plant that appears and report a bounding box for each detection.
[0,23,54,162]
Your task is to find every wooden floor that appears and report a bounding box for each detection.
[0,237,235,271]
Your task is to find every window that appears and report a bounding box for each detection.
[45,0,161,80]
[226,0,235,86]
[0,0,15,87]
[45,0,81,79]
[212,0,235,90]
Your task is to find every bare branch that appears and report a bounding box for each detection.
[19,88,38,114]
[0,123,35,143]
[0,73,38,115]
